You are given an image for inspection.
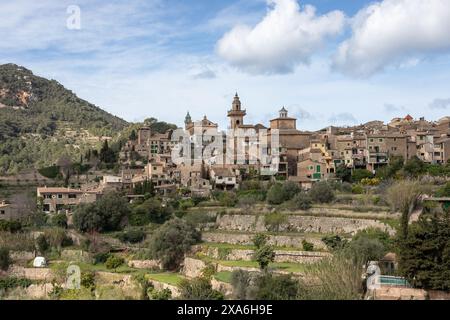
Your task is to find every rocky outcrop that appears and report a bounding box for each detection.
[148,280,180,298]
[61,249,92,263]
[211,278,233,297]
[8,266,55,281]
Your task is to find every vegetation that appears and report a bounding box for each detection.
[178,277,224,300]
[252,233,275,270]
[73,192,130,232]
[149,218,201,271]
[0,247,11,271]
[309,182,335,204]
[399,213,450,291]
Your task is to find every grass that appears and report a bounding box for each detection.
[214,271,232,283]
[145,273,184,286]
[202,242,312,252]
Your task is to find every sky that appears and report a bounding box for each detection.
[1,0,450,131]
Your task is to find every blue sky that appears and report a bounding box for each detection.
[1,0,450,131]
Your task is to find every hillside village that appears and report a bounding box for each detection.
[1,92,450,300]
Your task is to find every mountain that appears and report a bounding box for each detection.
[0,63,129,174]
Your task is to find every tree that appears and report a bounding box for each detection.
[292,192,312,210]
[0,247,11,271]
[51,213,68,228]
[343,236,386,265]
[351,169,373,182]
[386,180,425,239]
[309,182,335,203]
[398,213,450,291]
[321,235,347,251]
[178,277,224,300]
[403,156,426,178]
[230,270,254,299]
[36,234,49,254]
[73,192,130,233]
[335,164,352,182]
[266,184,285,205]
[129,129,137,141]
[99,140,116,164]
[252,232,275,270]
[253,272,299,300]
[281,181,300,201]
[149,218,201,270]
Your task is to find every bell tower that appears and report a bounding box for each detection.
[227,92,246,129]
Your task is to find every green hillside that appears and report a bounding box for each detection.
[0,63,129,174]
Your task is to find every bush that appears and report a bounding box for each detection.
[178,277,224,300]
[36,234,49,253]
[253,272,299,300]
[351,184,364,194]
[179,198,195,210]
[149,218,201,270]
[252,233,269,249]
[351,169,373,182]
[0,277,32,291]
[81,271,96,289]
[217,192,238,207]
[0,247,11,271]
[253,245,275,270]
[117,230,146,244]
[73,192,130,232]
[309,182,335,203]
[266,184,285,205]
[93,252,110,265]
[231,270,254,299]
[51,213,68,228]
[292,192,312,210]
[321,235,346,251]
[148,287,172,300]
[302,240,314,252]
[0,220,22,233]
[105,255,125,269]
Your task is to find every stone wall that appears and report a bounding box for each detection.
[211,278,233,297]
[61,249,92,263]
[202,232,327,250]
[216,214,394,235]
[127,260,161,270]
[148,279,180,298]
[369,287,427,300]
[10,251,35,262]
[182,257,207,278]
[8,265,55,281]
[201,246,330,263]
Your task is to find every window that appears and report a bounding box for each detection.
[379,139,383,142]
[57,194,63,199]
[44,194,52,199]
[0,210,5,215]
[68,194,77,199]
[370,139,374,142]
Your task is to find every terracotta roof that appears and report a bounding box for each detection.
[37,187,83,194]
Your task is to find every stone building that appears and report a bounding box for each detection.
[37,187,100,214]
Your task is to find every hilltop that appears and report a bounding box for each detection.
[0,63,129,174]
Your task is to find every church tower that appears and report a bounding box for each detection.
[227,93,246,129]
[184,111,192,130]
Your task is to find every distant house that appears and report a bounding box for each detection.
[210,167,238,190]
[0,200,16,221]
[37,187,100,213]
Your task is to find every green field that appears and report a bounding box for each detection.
[214,271,232,283]
[145,273,185,285]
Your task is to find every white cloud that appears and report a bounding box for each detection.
[430,98,450,110]
[333,0,450,77]
[216,0,345,74]
[328,113,358,126]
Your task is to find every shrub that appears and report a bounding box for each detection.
[351,169,373,182]
[51,213,68,228]
[178,277,224,300]
[302,240,314,252]
[0,277,32,291]
[292,192,312,210]
[309,182,335,203]
[93,252,110,265]
[252,233,269,249]
[253,272,299,300]
[0,247,11,271]
[148,287,172,300]
[351,184,364,194]
[0,220,22,233]
[266,184,285,205]
[149,218,201,270]
[253,245,275,270]
[81,271,96,290]
[179,199,195,210]
[321,235,346,251]
[105,255,125,270]
[36,234,49,253]
[117,230,146,244]
[217,192,238,207]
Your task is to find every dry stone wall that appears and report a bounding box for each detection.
[216,214,394,235]
[202,232,327,249]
